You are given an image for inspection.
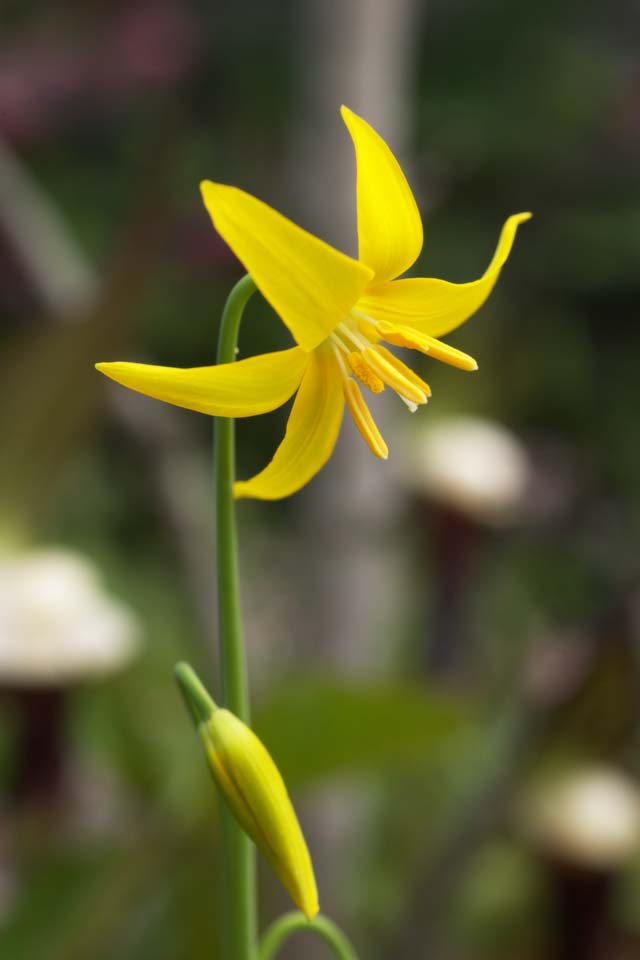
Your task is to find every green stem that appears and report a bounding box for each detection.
[258,913,359,960]
[214,272,258,960]
[215,272,256,719]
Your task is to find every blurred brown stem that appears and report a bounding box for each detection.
[10,687,66,807]
[424,505,481,684]
[548,860,612,960]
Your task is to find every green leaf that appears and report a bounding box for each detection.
[253,676,469,788]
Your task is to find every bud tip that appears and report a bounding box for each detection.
[174,661,217,726]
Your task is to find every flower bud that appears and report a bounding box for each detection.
[175,663,318,920]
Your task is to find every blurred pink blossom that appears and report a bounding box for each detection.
[0,1,201,144]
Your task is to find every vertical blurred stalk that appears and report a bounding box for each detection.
[214,274,257,960]
[550,861,612,960]
[425,506,479,683]
[11,688,66,806]
[286,0,422,940]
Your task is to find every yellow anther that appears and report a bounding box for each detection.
[362,347,428,406]
[419,336,478,371]
[374,345,432,398]
[343,379,388,460]
[346,352,385,394]
[378,321,478,371]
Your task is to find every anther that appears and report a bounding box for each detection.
[362,348,428,406]
[346,353,385,394]
[377,321,478,372]
[343,379,388,460]
[374,345,432,398]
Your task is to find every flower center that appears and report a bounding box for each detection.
[326,312,433,461]
[329,314,431,410]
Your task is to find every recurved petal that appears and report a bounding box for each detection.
[358,212,532,338]
[201,181,373,352]
[96,347,308,418]
[234,347,344,500]
[341,105,423,284]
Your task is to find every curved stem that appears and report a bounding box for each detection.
[258,913,359,960]
[216,272,257,720]
[214,272,258,960]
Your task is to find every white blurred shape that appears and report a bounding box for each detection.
[0,548,140,685]
[406,415,530,525]
[527,766,640,869]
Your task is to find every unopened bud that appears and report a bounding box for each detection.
[175,663,319,920]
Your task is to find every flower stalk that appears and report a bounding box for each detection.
[215,271,257,720]
[214,272,258,960]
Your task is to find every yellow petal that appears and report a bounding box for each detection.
[341,105,423,284]
[234,347,344,500]
[201,181,373,352]
[203,709,319,920]
[95,347,308,418]
[357,212,532,338]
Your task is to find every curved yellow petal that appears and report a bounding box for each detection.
[201,181,373,352]
[341,105,423,284]
[357,213,532,338]
[234,347,344,500]
[96,347,308,417]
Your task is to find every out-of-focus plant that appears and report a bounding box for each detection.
[95,106,529,959]
[0,548,140,808]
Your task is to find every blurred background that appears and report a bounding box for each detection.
[1,1,639,958]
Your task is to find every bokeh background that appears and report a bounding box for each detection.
[1,1,640,958]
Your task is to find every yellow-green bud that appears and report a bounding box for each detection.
[175,663,319,920]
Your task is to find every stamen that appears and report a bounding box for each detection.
[362,347,428,406]
[330,331,348,351]
[346,353,385,394]
[357,319,381,342]
[374,345,432,398]
[377,321,478,372]
[330,342,349,377]
[337,321,369,353]
[343,379,388,460]
[349,308,382,344]
[420,337,478,371]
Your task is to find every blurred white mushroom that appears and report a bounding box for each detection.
[524,766,640,870]
[0,547,140,686]
[403,415,531,526]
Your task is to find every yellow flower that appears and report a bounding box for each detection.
[97,106,530,500]
[175,663,319,920]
